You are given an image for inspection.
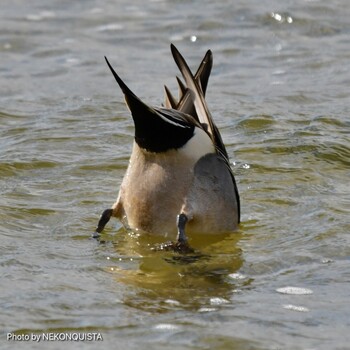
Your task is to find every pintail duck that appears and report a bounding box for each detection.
[94,44,240,251]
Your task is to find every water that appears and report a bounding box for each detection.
[1,0,349,349]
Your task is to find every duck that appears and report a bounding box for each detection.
[93,44,240,252]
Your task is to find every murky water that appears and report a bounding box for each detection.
[1,1,350,349]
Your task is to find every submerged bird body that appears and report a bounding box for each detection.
[94,45,240,247]
[115,138,238,237]
[115,143,199,236]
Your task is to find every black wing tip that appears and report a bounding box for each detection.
[104,55,137,100]
[104,56,115,76]
[170,43,182,60]
[104,56,123,87]
[205,50,213,66]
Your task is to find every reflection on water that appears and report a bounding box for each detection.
[99,231,244,312]
[1,0,350,349]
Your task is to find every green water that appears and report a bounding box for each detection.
[1,1,350,349]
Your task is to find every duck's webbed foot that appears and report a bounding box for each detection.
[92,208,113,238]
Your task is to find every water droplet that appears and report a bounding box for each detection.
[210,297,229,305]
[228,272,246,280]
[271,12,282,22]
[198,307,217,312]
[321,258,333,264]
[96,23,123,32]
[276,286,313,295]
[154,324,179,330]
[65,58,79,65]
[283,304,309,312]
[272,69,286,76]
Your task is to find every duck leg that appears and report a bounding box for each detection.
[92,208,113,238]
[156,213,193,253]
[176,213,188,243]
[174,213,194,253]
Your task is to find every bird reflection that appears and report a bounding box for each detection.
[99,230,244,312]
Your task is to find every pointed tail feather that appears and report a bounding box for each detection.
[170,44,228,159]
[105,56,151,115]
[176,76,187,100]
[193,49,213,96]
[175,51,212,114]
[164,85,178,109]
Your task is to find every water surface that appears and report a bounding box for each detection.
[1,1,350,349]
